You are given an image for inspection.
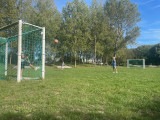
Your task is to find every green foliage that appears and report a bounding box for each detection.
[90,0,112,60]
[127,43,160,65]
[26,0,61,43]
[0,0,142,66]
[61,0,90,67]
[104,0,141,57]
[23,0,62,63]
[148,44,160,65]
[0,0,18,26]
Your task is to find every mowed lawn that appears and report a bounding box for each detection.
[0,66,160,120]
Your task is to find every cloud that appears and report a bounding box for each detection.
[139,20,160,28]
[133,0,154,5]
[141,29,160,39]
[148,29,160,32]
[142,0,154,5]
[149,21,160,26]
[151,5,160,9]
[135,29,160,46]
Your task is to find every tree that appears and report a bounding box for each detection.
[0,0,19,27]
[126,44,160,65]
[26,0,61,41]
[102,26,115,65]
[62,0,90,67]
[104,0,141,57]
[89,0,111,65]
[25,0,62,62]
[149,44,160,65]
[0,0,25,64]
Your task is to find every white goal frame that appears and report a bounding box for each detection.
[127,59,145,69]
[0,20,45,82]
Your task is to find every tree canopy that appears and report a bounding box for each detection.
[0,0,144,66]
[104,0,141,57]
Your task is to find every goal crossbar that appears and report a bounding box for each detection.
[0,21,18,31]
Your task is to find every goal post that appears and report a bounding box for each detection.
[127,59,145,69]
[17,20,22,82]
[42,27,45,79]
[5,41,8,76]
[0,20,45,82]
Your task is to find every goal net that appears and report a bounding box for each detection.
[127,59,145,69]
[0,20,45,82]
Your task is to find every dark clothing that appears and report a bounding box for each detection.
[21,51,31,69]
[21,61,30,69]
[112,60,116,68]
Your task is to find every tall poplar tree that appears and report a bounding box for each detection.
[62,0,90,67]
[90,0,111,64]
[104,0,141,57]
[0,0,20,27]
[26,0,62,61]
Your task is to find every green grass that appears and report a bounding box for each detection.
[0,66,160,120]
[0,64,42,80]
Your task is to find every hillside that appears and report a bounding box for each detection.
[127,43,160,65]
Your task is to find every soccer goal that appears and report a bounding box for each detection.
[0,20,45,82]
[127,59,145,69]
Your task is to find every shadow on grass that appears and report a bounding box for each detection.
[1,98,160,120]
[136,97,160,120]
[0,112,58,120]
[0,110,124,120]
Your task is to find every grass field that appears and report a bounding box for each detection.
[0,63,42,80]
[0,66,160,120]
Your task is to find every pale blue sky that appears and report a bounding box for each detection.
[55,0,160,48]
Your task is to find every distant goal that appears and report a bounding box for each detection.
[127,59,145,69]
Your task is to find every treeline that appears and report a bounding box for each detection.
[127,43,160,65]
[0,0,141,67]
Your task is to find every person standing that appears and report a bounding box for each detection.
[62,61,65,70]
[112,57,118,73]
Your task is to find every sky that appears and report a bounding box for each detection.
[55,0,160,48]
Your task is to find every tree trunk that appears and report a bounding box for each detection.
[75,57,76,68]
[105,56,108,65]
[74,51,77,68]
[95,35,96,66]
[10,54,12,65]
[82,56,84,64]
[70,52,72,63]
[85,56,87,63]
[114,27,121,58]
[114,42,117,58]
